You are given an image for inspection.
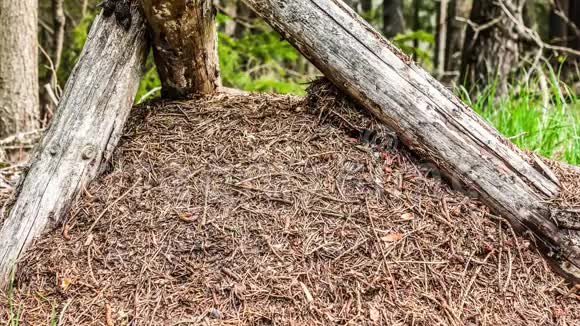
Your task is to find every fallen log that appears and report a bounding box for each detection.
[0,5,149,287]
[243,0,580,283]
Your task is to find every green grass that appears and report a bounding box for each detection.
[459,71,580,165]
[6,267,23,326]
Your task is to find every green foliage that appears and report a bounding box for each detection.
[217,14,307,95]
[460,70,580,165]
[392,30,434,66]
[135,54,162,103]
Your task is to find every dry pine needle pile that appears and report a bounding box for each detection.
[1,82,579,325]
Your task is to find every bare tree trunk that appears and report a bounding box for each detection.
[549,0,569,47]
[383,0,405,38]
[241,0,580,283]
[412,0,422,49]
[0,0,40,139]
[460,0,525,97]
[435,0,449,78]
[360,0,372,13]
[143,0,221,98]
[0,5,149,288]
[233,2,257,38]
[445,0,471,74]
[568,0,580,50]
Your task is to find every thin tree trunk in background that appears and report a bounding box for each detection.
[445,0,471,76]
[549,0,569,47]
[0,0,40,139]
[143,0,221,98]
[82,0,89,18]
[383,0,405,38]
[0,5,149,288]
[569,0,580,50]
[460,0,524,97]
[52,0,66,73]
[361,0,372,13]
[233,1,257,38]
[435,0,449,78]
[412,0,422,49]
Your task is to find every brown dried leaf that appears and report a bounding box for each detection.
[60,277,73,291]
[381,232,403,242]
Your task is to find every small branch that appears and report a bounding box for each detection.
[52,0,66,73]
[498,0,580,58]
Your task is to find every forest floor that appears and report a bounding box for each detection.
[0,89,579,325]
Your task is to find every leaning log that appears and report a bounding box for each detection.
[243,0,580,283]
[0,6,148,287]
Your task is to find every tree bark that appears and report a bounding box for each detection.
[0,0,40,139]
[444,0,471,74]
[242,0,580,283]
[460,0,524,97]
[383,0,405,38]
[52,0,66,74]
[412,0,422,49]
[568,0,580,50]
[0,6,148,288]
[549,0,569,47]
[142,0,221,98]
[434,0,449,78]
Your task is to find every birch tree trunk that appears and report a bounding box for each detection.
[143,0,221,98]
[0,6,149,288]
[242,0,580,283]
[0,0,40,139]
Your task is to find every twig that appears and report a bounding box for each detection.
[498,0,580,57]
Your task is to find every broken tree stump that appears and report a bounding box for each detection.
[0,5,149,288]
[143,0,221,98]
[243,0,580,283]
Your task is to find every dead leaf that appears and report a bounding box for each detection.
[401,213,415,221]
[381,232,403,242]
[60,277,73,291]
[178,213,197,222]
[62,224,71,241]
[105,303,114,326]
[300,282,314,303]
[369,305,380,322]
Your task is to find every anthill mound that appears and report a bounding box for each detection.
[1,88,579,325]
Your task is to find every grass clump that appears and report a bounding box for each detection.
[460,70,579,165]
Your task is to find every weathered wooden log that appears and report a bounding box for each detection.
[243,0,580,283]
[142,0,221,98]
[0,6,148,288]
